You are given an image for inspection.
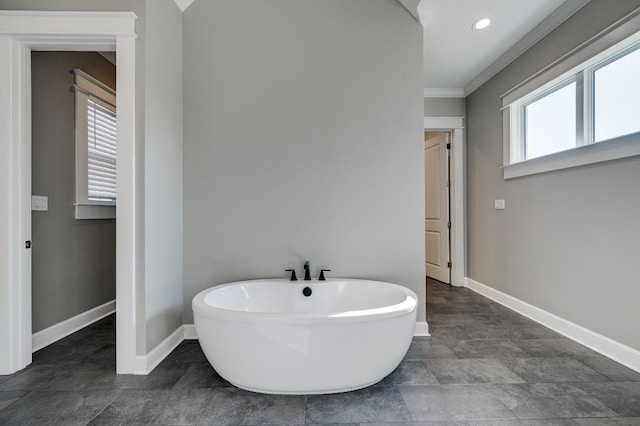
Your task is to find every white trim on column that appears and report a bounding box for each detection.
[114,31,138,375]
[0,10,138,375]
[414,321,430,337]
[465,277,640,374]
[423,117,466,287]
[134,325,184,375]
[0,36,32,375]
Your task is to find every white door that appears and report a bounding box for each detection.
[424,131,450,283]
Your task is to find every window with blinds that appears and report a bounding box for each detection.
[73,68,117,219]
[87,98,117,202]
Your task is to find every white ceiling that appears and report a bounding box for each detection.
[174,0,590,97]
[418,0,590,96]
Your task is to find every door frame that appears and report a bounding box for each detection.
[423,131,452,284]
[0,11,139,374]
[424,117,465,287]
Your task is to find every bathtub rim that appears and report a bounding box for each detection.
[192,278,418,324]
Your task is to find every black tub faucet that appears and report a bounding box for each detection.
[303,261,311,281]
[285,269,297,281]
[319,269,331,281]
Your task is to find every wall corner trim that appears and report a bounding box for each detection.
[134,326,184,375]
[414,321,430,337]
[465,277,640,374]
[31,300,116,352]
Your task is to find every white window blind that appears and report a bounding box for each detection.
[87,98,117,202]
[73,68,117,219]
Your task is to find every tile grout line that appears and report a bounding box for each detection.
[83,389,123,426]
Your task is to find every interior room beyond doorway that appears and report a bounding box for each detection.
[424,131,451,285]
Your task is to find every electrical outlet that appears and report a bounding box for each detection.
[494,199,505,210]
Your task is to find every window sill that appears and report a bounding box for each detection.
[504,132,640,179]
[75,204,116,220]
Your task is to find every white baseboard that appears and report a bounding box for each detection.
[414,321,430,337]
[134,325,185,375]
[183,324,197,340]
[465,277,640,373]
[32,300,116,352]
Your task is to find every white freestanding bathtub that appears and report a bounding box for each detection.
[192,278,417,395]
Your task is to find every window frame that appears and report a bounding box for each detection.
[589,43,640,144]
[72,68,117,219]
[502,27,640,179]
[518,76,579,163]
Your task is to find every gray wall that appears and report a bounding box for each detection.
[466,0,640,351]
[424,97,465,117]
[31,52,116,332]
[183,0,425,323]
[143,0,184,352]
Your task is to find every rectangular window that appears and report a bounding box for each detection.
[502,27,640,179]
[524,80,577,160]
[593,46,640,143]
[73,69,117,219]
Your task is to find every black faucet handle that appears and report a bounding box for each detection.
[285,269,297,281]
[318,269,331,281]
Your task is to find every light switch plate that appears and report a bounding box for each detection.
[32,195,48,211]
[495,199,505,210]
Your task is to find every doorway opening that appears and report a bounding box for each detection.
[30,51,117,360]
[423,117,465,289]
[0,11,137,375]
[424,131,451,285]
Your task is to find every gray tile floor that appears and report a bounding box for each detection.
[1,279,639,425]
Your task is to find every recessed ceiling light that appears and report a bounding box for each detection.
[472,17,492,30]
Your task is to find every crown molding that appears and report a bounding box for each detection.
[464,0,591,96]
[423,88,466,98]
